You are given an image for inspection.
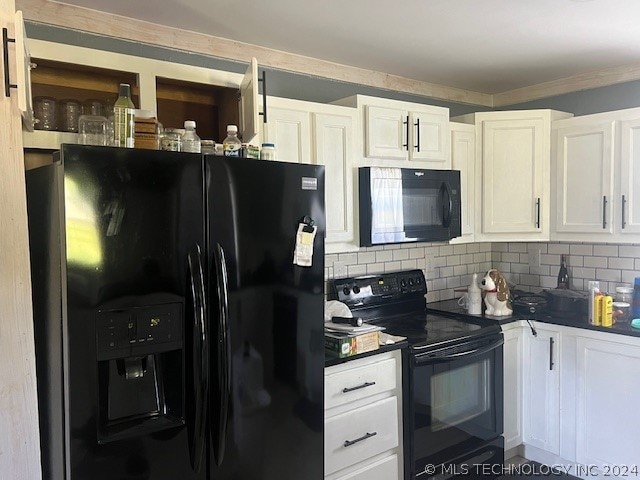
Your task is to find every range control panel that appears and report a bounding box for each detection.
[331,269,427,307]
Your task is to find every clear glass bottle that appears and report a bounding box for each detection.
[223,125,241,157]
[181,121,201,153]
[557,255,570,289]
[113,83,135,148]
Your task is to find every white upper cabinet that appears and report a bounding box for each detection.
[552,107,640,243]
[23,40,264,149]
[335,95,450,168]
[553,119,615,237]
[266,97,358,253]
[13,11,33,130]
[449,122,475,244]
[454,110,571,242]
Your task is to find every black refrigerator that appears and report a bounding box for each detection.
[26,144,325,480]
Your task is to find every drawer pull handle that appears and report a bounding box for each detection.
[344,431,377,448]
[342,381,376,393]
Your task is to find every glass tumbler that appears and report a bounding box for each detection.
[33,96,57,130]
[78,115,108,146]
[60,100,81,133]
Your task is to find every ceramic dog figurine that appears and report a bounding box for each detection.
[480,269,512,316]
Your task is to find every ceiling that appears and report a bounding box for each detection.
[55,0,640,95]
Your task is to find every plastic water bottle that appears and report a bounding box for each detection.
[223,125,241,157]
[181,120,201,153]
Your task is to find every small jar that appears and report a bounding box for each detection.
[59,100,81,132]
[33,96,57,131]
[613,302,631,323]
[260,142,276,160]
[160,128,183,152]
[615,286,634,304]
[82,99,104,117]
[201,140,216,154]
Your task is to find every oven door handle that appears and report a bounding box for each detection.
[413,336,504,366]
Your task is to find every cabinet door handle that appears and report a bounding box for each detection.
[414,117,420,152]
[344,431,377,448]
[603,196,608,229]
[549,337,555,371]
[535,197,541,229]
[622,195,627,230]
[403,116,409,150]
[2,28,17,98]
[342,381,376,393]
[258,70,267,124]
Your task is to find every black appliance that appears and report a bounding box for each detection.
[331,270,504,480]
[359,167,461,246]
[26,145,325,480]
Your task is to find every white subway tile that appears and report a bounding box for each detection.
[608,257,634,270]
[447,255,462,266]
[540,276,557,288]
[594,245,619,257]
[478,253,492,263]
[495,262,511,273]
[509,243,527,253]
[570,244,593,256]
[384,261,402,272]
[467,244,480,254]
[433,278,447,290]
[502,252,520,263]
[325,254,339,264]
[357,251,376,264]
[493,243,509,252]
[424,246,440,258]
[454,265,467,276]
[519,274,540,287]
[426,291,440,303]
[376,250,393,262]
[619,246,640,258]
[529,243,548,254]
[519,253,529,264]
[512,264,530,274]
[393,249,409,261]
[446,276,462,289]
[541,254,561,266]
[568,255,583,267]
[440,266,454,277]
[573,267,596,278]
[441,289,455,300]
[366,263,385,275]
[402,259,418,270]
[426,268,440,280]
[338,253,358,265]
[548,243,570,255]
[461,254,475,264]
[416,258,427,270]
[348,264,367,276]
[409,247,425,259]
[439,245,454,256]
[479,243,493,253]
[596,268,622,282]
[530,266,550,276]
[572,278,584,290]
[622,270,640,284]
[453,245,467,255]
[584,257,607,268]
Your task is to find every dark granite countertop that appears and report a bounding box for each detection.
[325,341,407,368]
[427,299,640,339]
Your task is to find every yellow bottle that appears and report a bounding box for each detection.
[601,295,613,327]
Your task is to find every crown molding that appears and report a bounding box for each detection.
[16,0,493,107]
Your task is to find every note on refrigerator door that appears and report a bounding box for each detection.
[293,223,317,267]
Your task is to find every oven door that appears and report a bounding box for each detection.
[411,334,504,477]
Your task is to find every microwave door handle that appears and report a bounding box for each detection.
[440,182,453,228]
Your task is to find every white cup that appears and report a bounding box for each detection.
[457,293,469,310]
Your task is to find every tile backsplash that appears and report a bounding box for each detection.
[325,242,493,302]
[325,241,640,302]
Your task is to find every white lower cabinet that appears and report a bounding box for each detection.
[574,335,640,468]
[502,323,523,452]
[324,350,403,480]
[522,323,560,455]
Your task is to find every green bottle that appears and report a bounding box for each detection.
[113,83,135,148]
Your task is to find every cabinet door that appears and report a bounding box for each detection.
[14,11,33,130]
[450,123,475,243]
[313,112,355,248]
[502,325,523,452]
[620,119,640,235]
[482,118,545,235]
[522,325,559,455]
[265,106,311,163]
[364,105,408,159]
[555,122,615,235]
[239,57,260,143]
[409,109,450,166]
[575,337,640,467]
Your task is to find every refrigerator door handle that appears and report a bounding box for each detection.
[187,244,209,472]
[213,243,231,466]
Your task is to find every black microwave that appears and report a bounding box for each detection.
[359,167,461,246]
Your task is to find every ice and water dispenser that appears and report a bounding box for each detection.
[96,303,184,443]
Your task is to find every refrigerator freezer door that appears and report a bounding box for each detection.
[27,145,207,480]
[206,156,325,479]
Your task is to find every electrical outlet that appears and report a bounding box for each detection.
[333,261,348,278]
[528,248,541,268]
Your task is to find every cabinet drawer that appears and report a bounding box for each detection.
[325,357,397,409]
[333,453,399,480]
[325,397,399,475]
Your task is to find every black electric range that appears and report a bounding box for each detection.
[330,270,504,480]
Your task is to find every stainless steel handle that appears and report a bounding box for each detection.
[258,70,267,124]
[535,197,541,229]
[403,116,409,150]
[603,196,608,229]
[549,337,555,371]
[2,28,17,97]
[622,195,627,230]
[414,117,420,152]
[344,431,377,448]
[342,381,376,393]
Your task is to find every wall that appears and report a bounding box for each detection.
[492,242,640,294]
[325,242,493,303]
